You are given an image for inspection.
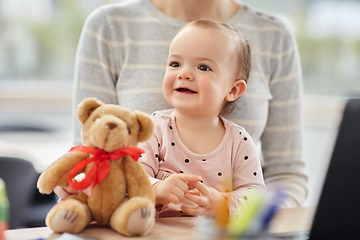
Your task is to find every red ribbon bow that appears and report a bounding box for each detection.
[67,145,144,194]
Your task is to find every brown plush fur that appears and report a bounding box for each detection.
[37,98,155,236]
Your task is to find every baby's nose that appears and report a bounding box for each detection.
[177,71,193,81]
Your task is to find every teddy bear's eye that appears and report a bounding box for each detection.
[127,127,130,134]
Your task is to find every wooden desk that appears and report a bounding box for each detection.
[4,207,315,240]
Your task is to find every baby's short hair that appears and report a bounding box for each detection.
[179,20,252,115]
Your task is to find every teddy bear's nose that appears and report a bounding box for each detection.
[107,122,117,129]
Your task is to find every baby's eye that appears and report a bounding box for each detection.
[198,65,211,71]
[127,127,130,134]
[169,62,180,68]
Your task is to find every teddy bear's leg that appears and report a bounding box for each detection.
[46,196,91,234]
[110,196,155,236]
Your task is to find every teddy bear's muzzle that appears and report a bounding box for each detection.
[89,119,129,152]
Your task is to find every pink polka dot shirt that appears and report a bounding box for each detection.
[139,109,266,217]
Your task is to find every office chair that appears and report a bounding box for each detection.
[0,157,56,229]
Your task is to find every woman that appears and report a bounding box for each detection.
[70,0,307,208]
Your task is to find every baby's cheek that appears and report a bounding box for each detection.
[162,75,173,90]
[162,77,174,101]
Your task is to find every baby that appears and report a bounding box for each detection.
[139,20,266,218]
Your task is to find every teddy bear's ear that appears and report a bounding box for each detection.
[77,98,103,124]
[134,111,154,142]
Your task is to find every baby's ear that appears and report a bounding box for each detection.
[225,79,247,102]
[77,98,103,124]
[134,111,154,142]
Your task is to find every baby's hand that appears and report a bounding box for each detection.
[182,181,228,217]
[54,185,79,203]
[54,185,92,203]
[153,174,202,206]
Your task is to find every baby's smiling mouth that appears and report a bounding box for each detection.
[175,87,197,93]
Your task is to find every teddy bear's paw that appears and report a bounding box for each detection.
[126,208,153,235]
[51,209,78,233]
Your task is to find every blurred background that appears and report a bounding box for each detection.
[0,0,359,225]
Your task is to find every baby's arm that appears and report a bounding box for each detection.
[183,130,266,217]
[137,118,202,206]
[137,113,203,205]
[224,131,266,216]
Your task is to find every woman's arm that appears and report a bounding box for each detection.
[262,24,308,208]
[72,7,120,145]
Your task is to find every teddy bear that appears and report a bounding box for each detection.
[37,97,156,237]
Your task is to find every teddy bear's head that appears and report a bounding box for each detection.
[76,98,153,152]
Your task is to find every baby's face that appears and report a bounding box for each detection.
[162,26,238,117]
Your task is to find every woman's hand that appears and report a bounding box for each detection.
[153,174,202,206]
[182,181,229,218]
